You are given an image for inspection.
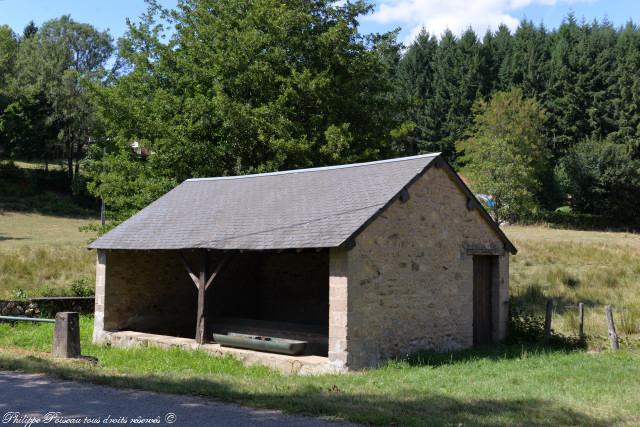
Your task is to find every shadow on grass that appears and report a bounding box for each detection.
[0,352,616,427]
[0,235,27,242]
[399,341,586,368]
[511,290,602,315]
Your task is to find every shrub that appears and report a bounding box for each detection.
[508,304,546,343]
[70,277,94,297]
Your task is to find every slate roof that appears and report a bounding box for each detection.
[88,153,516,253]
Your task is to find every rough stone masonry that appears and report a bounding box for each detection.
[328,165,509,370]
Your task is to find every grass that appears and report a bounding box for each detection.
[11,160,65,171]
[506,225,640,347]
[0,212,96,298]
[0,160,97,217]
[0,317,639,426]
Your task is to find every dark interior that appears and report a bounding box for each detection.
[113,249,331,356]
[206,250,330,356]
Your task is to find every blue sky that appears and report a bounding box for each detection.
[1,0,639,44]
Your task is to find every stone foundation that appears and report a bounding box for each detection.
[101,330,338,375]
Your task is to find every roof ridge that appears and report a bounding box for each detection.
[185,153,441,182]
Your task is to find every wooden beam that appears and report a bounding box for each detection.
[464,245,505,256]
[195,250,208,344]
[343,238,356,251]
[466,197,475,211]
[578,302,584,340]
[204,253,232,290]
[179,254,200,289]
[399,188,410,203]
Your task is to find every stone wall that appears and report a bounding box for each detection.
[0,300,35,316]
[332,165,510,369]
[0,298,93,318]
[94,250,197,342]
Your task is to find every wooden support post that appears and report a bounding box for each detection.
[181,251,232,345]
[578,302,584,340]
[52,312,81,358]
[544,299,553,341]
[605,305,619,351]
[195,251,208,345]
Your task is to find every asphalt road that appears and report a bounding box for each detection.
[0,370,354,427]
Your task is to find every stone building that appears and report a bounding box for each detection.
[89,153,516,372]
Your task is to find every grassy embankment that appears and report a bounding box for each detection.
[0,212,95,298]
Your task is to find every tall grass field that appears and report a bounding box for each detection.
[0,212,95,298]
[507,225,640,346]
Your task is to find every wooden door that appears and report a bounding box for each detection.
[473,255,495,346]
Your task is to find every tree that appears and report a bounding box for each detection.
[0,25,18,154]
[84,144,175,221]
[556,139,640,223]
[0,25,18,89]
[457,88,549,222]
[428,30,462,158]
[508,21,549,97]
[459,135,539,224]
[22,21,38,39]
[395,28,438,154]
[612,21,640,147]
[10,16,113,181]
[480,24,513,93]
[89,0,401,218]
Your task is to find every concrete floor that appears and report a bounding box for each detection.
[103,330,336,374]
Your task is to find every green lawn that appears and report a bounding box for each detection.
[0,317,639,426]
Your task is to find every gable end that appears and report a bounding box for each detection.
[340,155,517,255]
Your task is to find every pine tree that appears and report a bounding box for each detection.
[613,21,640,147]
[544,15,586,154]
[509,21,549,96]
[481,24,513,92]
[395,28,438,154]
[583,19,618,140]
[428,29,484,160]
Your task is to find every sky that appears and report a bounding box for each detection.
[0,0,639,45]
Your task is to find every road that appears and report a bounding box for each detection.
[0,370,353,427]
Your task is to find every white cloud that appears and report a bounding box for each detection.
[366,0,592,43]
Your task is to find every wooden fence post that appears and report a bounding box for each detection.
[605,305,619,350]
[544,299,553,341]
[578,302,584,340]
